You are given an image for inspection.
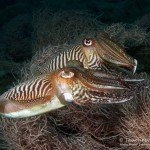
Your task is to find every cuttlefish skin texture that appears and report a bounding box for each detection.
[40,32,137,74]
[0,67,135,118]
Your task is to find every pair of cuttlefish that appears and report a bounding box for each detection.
[0,33,143,118]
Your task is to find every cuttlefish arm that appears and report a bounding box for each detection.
[91,69,145,82]
[82,32,137,74]
[0,67,143,118]
[54,67,142,105]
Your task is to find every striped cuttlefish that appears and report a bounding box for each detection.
[0,63,143,118]
[39,32,137,74]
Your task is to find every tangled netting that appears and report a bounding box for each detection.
[0,10,150,150]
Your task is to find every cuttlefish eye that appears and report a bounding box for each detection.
[83,38,93,46]
[60,70,74,78]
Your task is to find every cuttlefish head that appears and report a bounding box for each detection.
[0,65,141,118]
[81,32,137,74]
[54,67,135,105]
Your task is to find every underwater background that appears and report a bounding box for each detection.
[0,0,150,149]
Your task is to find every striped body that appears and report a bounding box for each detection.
[43,45,101,73]
[47,45,85,71]
[0,72,68,118]
[2,75,53,106]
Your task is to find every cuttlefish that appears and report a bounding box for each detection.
[39,32,137,74]
[0,63,142,118]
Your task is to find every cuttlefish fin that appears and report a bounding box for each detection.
[0,96,65,118]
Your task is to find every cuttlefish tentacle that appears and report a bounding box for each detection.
[98,32,137,73]
[0,66,142,118]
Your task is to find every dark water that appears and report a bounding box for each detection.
[0,0,150,93]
